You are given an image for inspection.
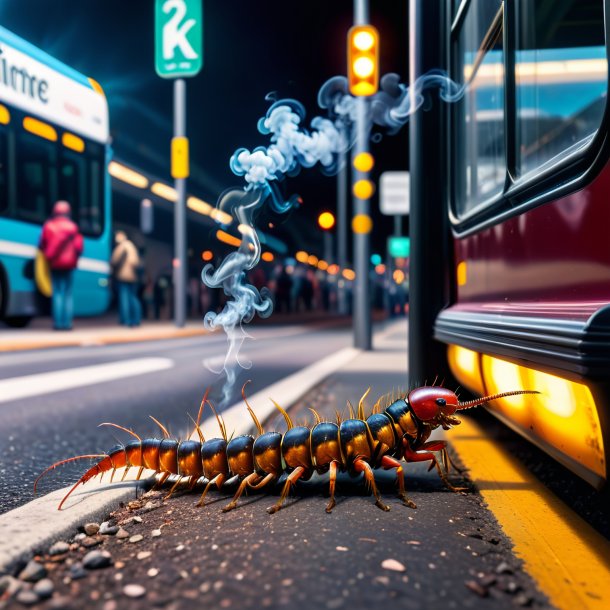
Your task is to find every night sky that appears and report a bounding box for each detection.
[0,0,409,257]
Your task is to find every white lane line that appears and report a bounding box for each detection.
[196,347,361,440]
[0,358,174,404]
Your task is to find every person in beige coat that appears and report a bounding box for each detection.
[111,231,142,327]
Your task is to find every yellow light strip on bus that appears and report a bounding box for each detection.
[23,116,57,142]
[187,196,212,216]
[448,344,605,482]
[151,182,178,202]
[447,344,485,395]
[216,230,241,248]
[108,161,149,189]
[0,104,10,125]
[62,132,85,153]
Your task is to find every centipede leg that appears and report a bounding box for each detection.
[326,460,339,513]
[151,471,171,491]
[380,455,416,509]
[121,467,132,482]
[196,473,226,507]
[353,458,390,512]
[404,444,468,493]
[164,476,185,500]
[222,472,261,512]
[442,447,465,475]
[267,466,305,514]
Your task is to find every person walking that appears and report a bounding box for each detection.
[39,201,83,330]
[111,231,142,327]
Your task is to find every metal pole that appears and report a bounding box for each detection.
[337,145,348,315]
[394,214,402,236]
[408,0,452,385]
[173,78,187,327]
[352,0,372,350]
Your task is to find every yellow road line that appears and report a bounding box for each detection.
[450,416,610,610]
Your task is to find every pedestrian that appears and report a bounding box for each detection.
[38,201,83,331]
[111,231,142,327]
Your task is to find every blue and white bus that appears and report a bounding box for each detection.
[0,26,111,326]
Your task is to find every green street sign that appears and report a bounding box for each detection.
[388,236,410,258]
[155,0,203,78]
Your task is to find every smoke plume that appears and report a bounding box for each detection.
[204,70,464,406]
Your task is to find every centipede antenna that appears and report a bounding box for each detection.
[149,416,171,439]
[98,422,142,441]
[270,398,293,430]
[206,399,228,442]
[308,408,321,425]
[457,390,540,410]
[242,381,264,436]
[357,387,371,421]
[34,454,105,495]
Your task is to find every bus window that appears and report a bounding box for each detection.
[58,149,86,230]
[515,0,607,180]
[453,0,505,215]
[15,131,57,224]
[0,129,8,214]
[85,155,103,236]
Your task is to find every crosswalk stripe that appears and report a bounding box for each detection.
[0,358,174,404]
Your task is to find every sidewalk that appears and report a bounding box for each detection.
[0,310,383,353]
[0,319,408,575]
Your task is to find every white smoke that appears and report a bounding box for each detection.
[204,70,465,407]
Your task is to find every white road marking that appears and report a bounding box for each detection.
[0,358,174,404]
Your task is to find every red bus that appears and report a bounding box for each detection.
[409,0,609,488]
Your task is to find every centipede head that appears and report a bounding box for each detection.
[408,386,461,429]
[408,386,540,430]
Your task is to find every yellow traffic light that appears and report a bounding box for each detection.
[353,152,374,172]
[318,211,336,230]
[348,25,379,97]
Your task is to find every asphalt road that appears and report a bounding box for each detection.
[0,320,352,515]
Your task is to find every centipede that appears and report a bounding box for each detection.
[35,384,538,513]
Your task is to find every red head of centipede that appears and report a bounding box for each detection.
[408,386,460,427]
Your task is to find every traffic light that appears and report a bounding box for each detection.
[318,211,336,230]
[348,25,379,97]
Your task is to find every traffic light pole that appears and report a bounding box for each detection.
[352,0,372,350]
[173,78,187,328]
[337,144,348,315]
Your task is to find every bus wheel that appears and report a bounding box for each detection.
[5,316,32,328]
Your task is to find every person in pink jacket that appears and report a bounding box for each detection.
[39,201,83,330]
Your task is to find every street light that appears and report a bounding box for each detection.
[348,25,379,97]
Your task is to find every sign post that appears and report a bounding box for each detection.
[155,0,203,327]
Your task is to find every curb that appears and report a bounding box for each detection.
[0,327,209,353]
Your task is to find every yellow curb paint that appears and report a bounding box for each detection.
[0,329,209,353]
[450,416,610,610]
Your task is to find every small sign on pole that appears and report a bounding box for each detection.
[388,236,410,258]
[155,0,203,78]
[380,171,410,216]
